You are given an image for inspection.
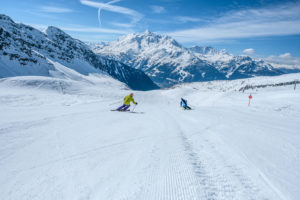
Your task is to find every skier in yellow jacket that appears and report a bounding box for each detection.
[117,93,137,111]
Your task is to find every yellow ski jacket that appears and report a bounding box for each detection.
[123,95,137,105]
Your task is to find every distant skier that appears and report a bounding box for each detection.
[180,98,191,110]
[116,93,138,111]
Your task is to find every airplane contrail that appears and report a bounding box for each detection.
[98,0,121,27]
[98,7,102,26]
[80,0,143,28]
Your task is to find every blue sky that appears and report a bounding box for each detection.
[1,0,300,66]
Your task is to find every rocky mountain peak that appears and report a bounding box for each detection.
[0,14,14,24]
[110,30,183,54]
[144,29,153,36]
[45,26,73,41]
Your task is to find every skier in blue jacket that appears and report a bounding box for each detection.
[180,98,191,110]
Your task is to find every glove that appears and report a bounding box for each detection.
[135,102,138,105]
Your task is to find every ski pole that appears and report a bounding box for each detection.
[109,100,122,106]
[132,104,137,112]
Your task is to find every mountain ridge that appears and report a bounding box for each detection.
[92,30,288,87]
[0,14,158,91]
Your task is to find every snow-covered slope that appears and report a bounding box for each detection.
[0,73,299,200]
[0,14,158,90]
[171,71,300,92]
[93,30,285,87]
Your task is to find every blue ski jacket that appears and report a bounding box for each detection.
[181,99,188,107]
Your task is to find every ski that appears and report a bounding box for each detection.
[129,111,144,114]
[111,110,144,114]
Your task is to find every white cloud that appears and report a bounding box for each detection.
[80,0,143,24]
[175,16,204,23]
[78,34,120,42]
[59,26,130,34]
[264,53,300,69]
[27,23,48,30]
[29,23,130,35]
[24,10,59,19]
[279,52,292,59]
[39,6,74,13]
[150,5,165,14]
[243,48,255,54]
[110,22,134,28]
[167,2,300,43]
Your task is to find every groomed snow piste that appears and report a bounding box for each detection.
[0,71,300,200]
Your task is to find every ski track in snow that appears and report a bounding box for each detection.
[158,111,272,200]
[1,76,300,200]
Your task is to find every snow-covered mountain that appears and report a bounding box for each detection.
[188,46,283,79]
[0,14,158,90]
[92,30,285,87]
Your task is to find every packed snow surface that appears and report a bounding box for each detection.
[0,72,300,200]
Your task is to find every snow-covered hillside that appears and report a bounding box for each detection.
[1,72,299,200]
[92,30,285,87]
[0,14,158,90]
